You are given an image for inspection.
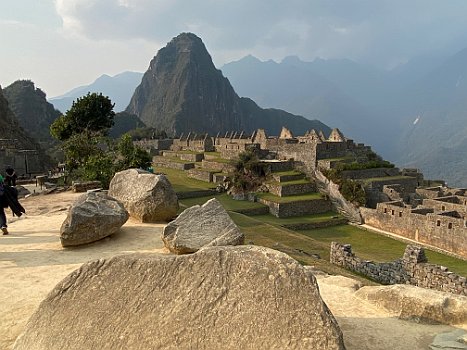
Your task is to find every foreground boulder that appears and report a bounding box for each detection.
[108,168,179,222]
[14,246,345,350]
[60,191,129,247]
[355,284,467,325]
[162,198,244,254]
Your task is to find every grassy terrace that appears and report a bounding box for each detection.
[155,164,467,278]
[155,156,194,164]
[155,166,215,192]
[257,192,323,203]
[271,170,304,177]
[362,175,413,184]
[179,193,267,212]
[300,224,467,276]
[204,151,221,157]
[266,178,312,186]
[254,212,342,226]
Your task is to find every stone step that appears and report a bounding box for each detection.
[257,195,332,218]
[153,156,195,171]
[266,181,317,197]
[271,173,305,183]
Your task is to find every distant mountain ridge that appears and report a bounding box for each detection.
[125,33,330,136]
[221,51,467,187]
[49,71,143,113]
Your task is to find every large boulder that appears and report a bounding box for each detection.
[60,191,129,247]
[162,198,244,254]
[14,246,345,350]
[355,284,467,325]
[108,168,179,222]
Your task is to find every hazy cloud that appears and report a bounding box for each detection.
[52,0,467,68]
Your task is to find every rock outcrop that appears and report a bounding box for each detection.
[126,32,330,136]
[60,191,129,247]
[355,284,467,325]
[162,198,244,254]
[108,168,178,222]
[14,246,345,350]
[3,80,61,145]
[0,86,42,151]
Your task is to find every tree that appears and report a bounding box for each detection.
[115,134,152,170]
[50,92,115,141]
[230,150,266,192]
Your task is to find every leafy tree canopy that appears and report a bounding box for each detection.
[50,92,115,141]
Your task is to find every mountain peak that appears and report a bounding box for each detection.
[126,33,329,136]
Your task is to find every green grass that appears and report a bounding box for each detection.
[155,166,215,192]
[266,179,312,186]
[362,175,413,184]
[228,212,378,283]
[254,212,342,225]
[180,193,267,212]
[300,224,467,276]
[204,151,221,157]
[257,192,323,203]
[157,156,194,164]
[207,157,232,164]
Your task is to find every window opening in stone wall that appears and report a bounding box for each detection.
[437,220,441,226]
[442,205,446,211]
[448,223,453,229]
[391,210,394,215]
[384,208,387,213]
[399,211,402,217]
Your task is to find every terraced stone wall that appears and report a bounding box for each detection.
[330,243,467,296]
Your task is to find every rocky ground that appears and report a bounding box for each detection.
[0,188,465,349]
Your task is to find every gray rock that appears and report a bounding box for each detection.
[430,330,467,349]
[355,284,467,325]
[60,191,129,247]
[14,246,345,350]
[162,198,244,254]
[108,168,179,222]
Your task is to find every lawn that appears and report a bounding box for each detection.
[257,192,323,203]
[270,170,304,177]
[254,212,341,226]
[180,193,267,212]
[300,224,467,276]
[154,166,215,192]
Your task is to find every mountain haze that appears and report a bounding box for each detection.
[126,33,330,136]
[49,71,143,113]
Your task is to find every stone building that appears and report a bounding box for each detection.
[0,138,41,177]
[361,197,467,258]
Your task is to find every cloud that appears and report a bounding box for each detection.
[46,0,467,68]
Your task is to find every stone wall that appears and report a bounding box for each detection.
[361,204,467,258]
[153,157,195,171]
[187,169,218,182]
[272,173,304,182]
[266,182,317,197]
[423,197,467,216]
[201,160,235,173]
[258,197,332,218]
[261,160,295,173]
[282,218,348,230]
[0,149,42,176]
[341,167,400,180]
[72,181,102,193]
[330,242,467,296]
[364,176,418,193]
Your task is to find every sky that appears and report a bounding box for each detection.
[1,0,467,97]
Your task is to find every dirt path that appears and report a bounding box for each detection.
[0,191,464,349]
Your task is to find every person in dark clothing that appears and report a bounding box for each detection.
[0,175,8,235]
[5,166,17,187]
